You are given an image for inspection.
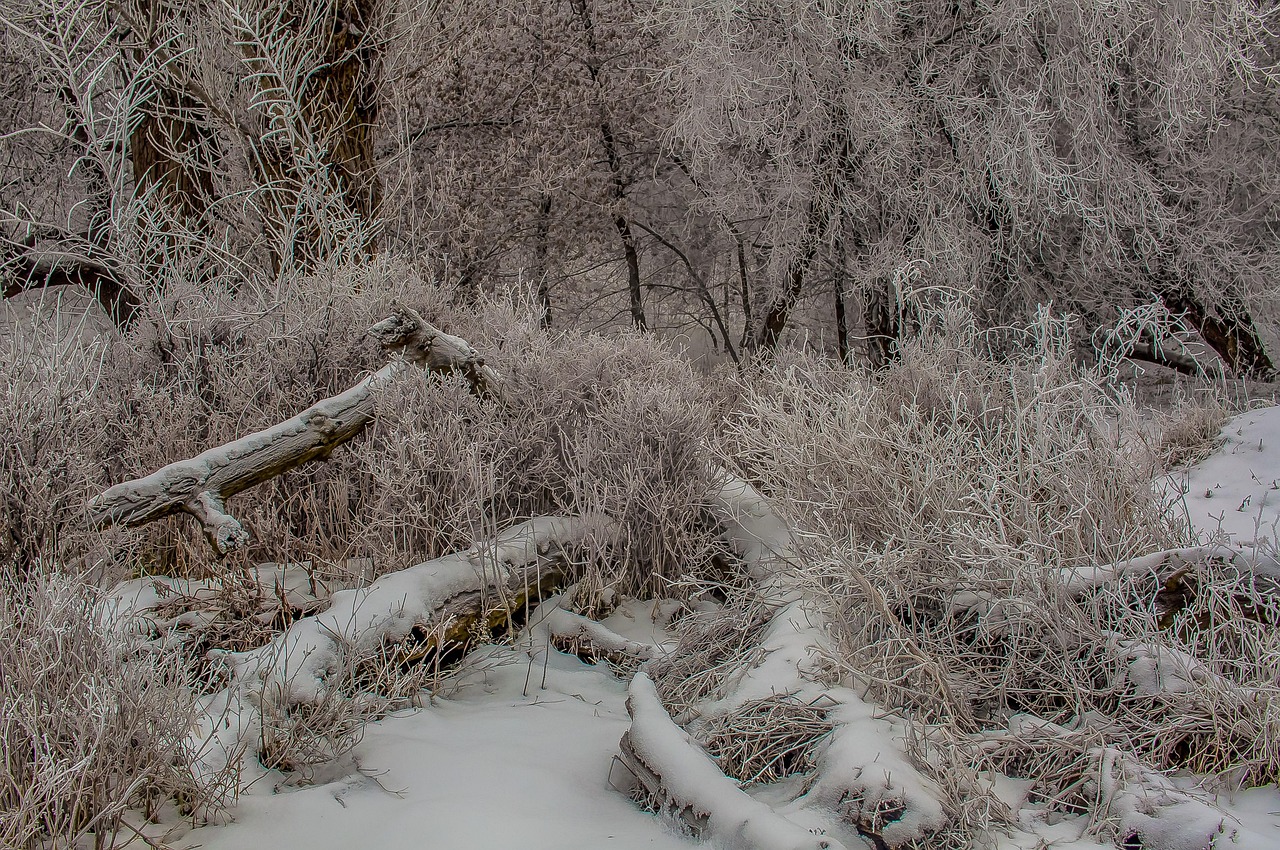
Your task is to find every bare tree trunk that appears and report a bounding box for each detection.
[310,0,383,227]
[123,0,216,221]
[1158,286,1275,380]
[755,205,824,352]
[753,133,848,353]
[833,241,849,364]
[864,277,899,369]
[246,0,384,271]
[532,193,553,328]
[569,0,646,330]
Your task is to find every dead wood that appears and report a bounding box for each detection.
[87,305,501,554]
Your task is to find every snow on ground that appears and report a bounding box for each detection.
[1165,405,1280,560]
[163,606,696,850]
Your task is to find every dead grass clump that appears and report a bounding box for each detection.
[0,566,224,849]
[356,316,726,600]
[699,694,835,786]
[647,597,773,715]
[1153,395,1231,470]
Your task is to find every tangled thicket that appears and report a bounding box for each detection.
[715,309,1279,838]
[3,278,1277,848]
[1,262,722,595]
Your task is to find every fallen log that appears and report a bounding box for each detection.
[619,472,953,850]
[87,305,501,554]
[177,514,617,779]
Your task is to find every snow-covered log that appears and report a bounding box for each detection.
[219,514,614,708]
[185,514,617,782]
[88,305,501,554]
[619,672,844,850]
[527,592,661,668]
[618,471,951,849]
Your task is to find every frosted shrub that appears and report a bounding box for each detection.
[0,567,219,849]
[723,310,1279,839]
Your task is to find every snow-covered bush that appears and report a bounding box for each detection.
[1,256,722,598]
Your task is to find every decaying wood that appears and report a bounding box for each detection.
[217,515,616,709]
[88,304,502,554]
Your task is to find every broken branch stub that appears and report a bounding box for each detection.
[87,306,502,554]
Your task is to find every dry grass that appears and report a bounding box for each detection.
[699,694,835,785]
[0,565,227,849]
[719,308,1279,841]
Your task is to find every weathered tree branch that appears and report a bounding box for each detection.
[87,305,502,553]
[2,254,140,327]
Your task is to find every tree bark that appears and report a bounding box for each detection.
[864,277,900,369]
[243,0,384,271]
[1157,287,1275,380]
[124,0,217,221]
[2,255,140,327]
[532,194,554,328]
[568,0,646,330]
[87,306,501,553]
[755,231,820,353]
[753,133,848,353]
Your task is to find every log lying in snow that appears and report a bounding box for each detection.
[618,471,951,850]
[619,672,842,850]
[87,305,501,554]
[179,514,616,781]
[216,515,614,704]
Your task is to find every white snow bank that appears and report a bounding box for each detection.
[1165,405,1280,558]
[169,644,696,850]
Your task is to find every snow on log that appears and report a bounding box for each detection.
[619,470,950,849]
[976,716,1238,849]
[87,305,501,554]
[619,672,845,850]
[1058,546,1246,596]
[1094,746,1237,850]
[217,514,615,708]
[706,470,802,587]
[527,592,661,667]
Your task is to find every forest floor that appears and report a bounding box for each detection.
[118,407,1280,850]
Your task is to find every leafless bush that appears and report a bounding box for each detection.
[354,303,727,599]
[0,565,223,849]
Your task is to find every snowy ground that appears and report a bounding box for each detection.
[126,409,1280,850]
[1165,405,1280,559]
[185,645,694,850]
[143,604,697,850]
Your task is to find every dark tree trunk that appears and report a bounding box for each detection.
[3,257,140,327]
[833,241,849,364]
[570,0,645,330]
[1158,286,1275,380]
[126,0,217,224]
[248,0,383,271]
[752,132,849,353]
[754,204,825,352]
[615,212,646,331]
[864,277,900,369]
[532,194,554,328]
